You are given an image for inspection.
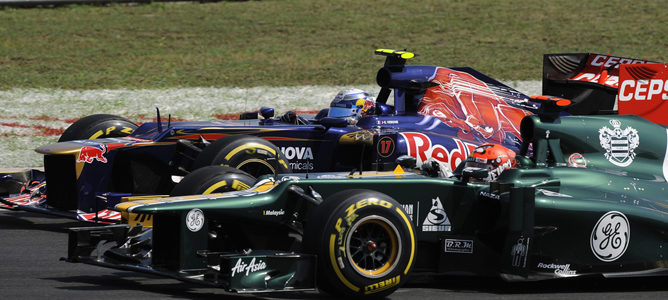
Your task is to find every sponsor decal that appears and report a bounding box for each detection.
[280,146,314,160]
[511,237,529,268]
[618,63,668,125]
[571,54,653,88]
[377,120,400,125]
[619,78,668,101]
[289,161,314,170]
[479,190,500,200]
[185,209,205,232]
[230,257,267,277]
[401,204,414,221]
[568,153,587,168]
[263,209,285,216]
[280,146,315,170]
[445,239,473,254]
[599,120,639,167]
[377,136,395,158]
[77,144,108,163]
[400,132,476,171]
[364,275,400,294]
[422,197,451,232]
[591,211,630,262]
[537,263,577,276]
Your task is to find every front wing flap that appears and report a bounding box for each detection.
[66,224,317,293]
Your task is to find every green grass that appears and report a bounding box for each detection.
[0,0,666,89]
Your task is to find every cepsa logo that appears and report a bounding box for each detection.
[400,132,477,171]
[618,63,668,126]
[571,55,652,88]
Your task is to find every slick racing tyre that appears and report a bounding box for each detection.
[58,114,138,142]
[171,165,256,196]
[192,135,290,178]
[303,189,416,298]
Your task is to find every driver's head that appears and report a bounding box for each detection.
[464,143,516,182]
[328,88,375,118]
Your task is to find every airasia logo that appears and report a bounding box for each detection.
[400,132,476,171]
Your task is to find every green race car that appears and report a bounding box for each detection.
[65,96,668,298]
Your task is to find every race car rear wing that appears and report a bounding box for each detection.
[618,62,668,125]
[542,53,659,115]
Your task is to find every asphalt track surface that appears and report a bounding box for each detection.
[1,209,667,300]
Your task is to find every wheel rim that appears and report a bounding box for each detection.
[346,215,401,278]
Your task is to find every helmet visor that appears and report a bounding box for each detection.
[328,106,356,117]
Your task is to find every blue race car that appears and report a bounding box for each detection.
[1,49,631,223]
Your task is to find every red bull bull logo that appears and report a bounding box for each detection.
[77,144,108,164]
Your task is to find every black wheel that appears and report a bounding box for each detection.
[303,189,416,298]
[58,114,138,142]
[192,135,290,177]
[171,165,256,196]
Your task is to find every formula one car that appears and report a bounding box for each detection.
[0,50,655,224]
[65,95,668,297]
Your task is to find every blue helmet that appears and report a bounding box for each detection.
[328,88,376,118]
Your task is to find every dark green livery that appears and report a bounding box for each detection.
[67,113,668,297]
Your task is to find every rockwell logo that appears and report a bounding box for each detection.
[537,263,577,276]
[230,257,267,277]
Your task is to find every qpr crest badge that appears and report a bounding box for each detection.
[598,120,639,167]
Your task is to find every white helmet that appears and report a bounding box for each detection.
[328,88,375,118]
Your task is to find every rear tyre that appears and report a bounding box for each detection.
[58,114,138,142]
[303,189,416,298]
[171,165,256,196]
[192,135,290,177]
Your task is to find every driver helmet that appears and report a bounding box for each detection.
[464,143,516,182]
[328,88,375,118]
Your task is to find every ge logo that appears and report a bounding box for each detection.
[186,209,205,232]
[590,211,630,262]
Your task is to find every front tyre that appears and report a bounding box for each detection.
[58,114,138,142]
[171,165,256,196]
[303,189,416,298]
[192,135,290,177]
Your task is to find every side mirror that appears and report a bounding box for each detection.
[260,107,275,119]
